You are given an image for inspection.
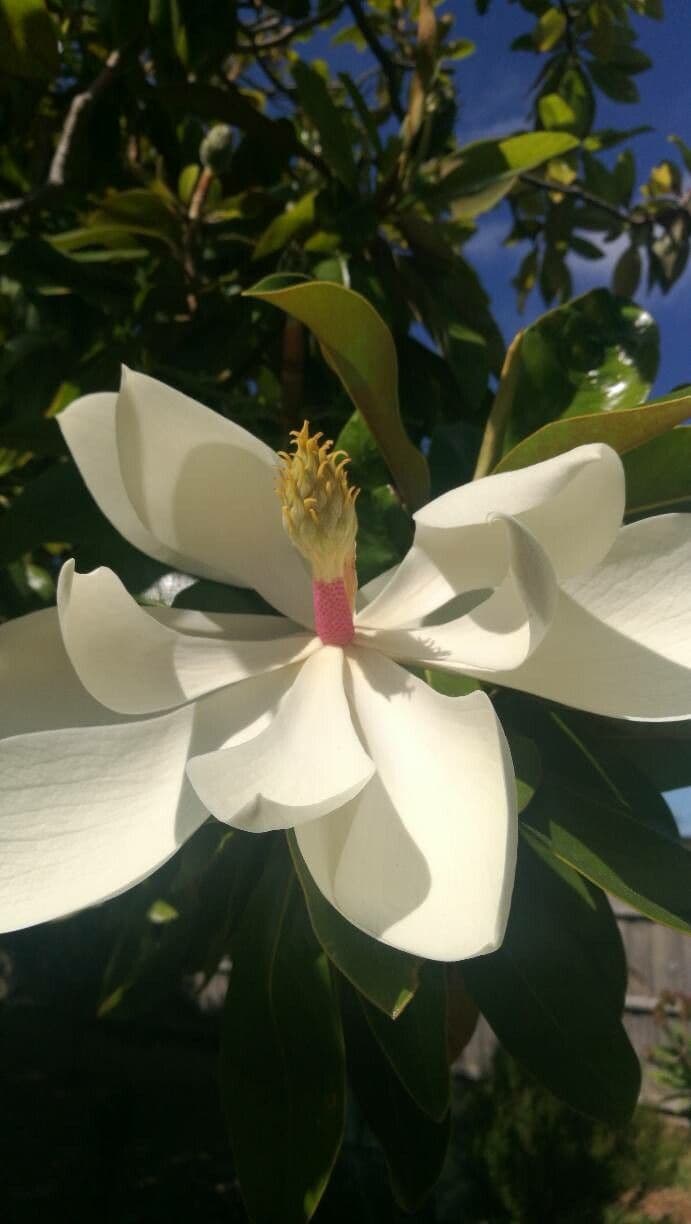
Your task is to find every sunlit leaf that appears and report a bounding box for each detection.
[245,275,430,509]
[496,392,691,473]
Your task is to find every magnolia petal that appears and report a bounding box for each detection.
[0,607,127,738]
[359,515,557,674]
[114,368,313,625]
[0,705,207,933]
[484,514,691,720]
[187,646,374,833]
[296,649,517,961]
[58,392,205,577]
[57,562,316,715]
[358,444,624,630]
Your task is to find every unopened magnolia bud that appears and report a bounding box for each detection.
[200,124,234,173]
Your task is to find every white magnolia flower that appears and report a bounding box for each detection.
[1,370,690,960]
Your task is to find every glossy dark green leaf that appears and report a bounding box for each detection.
[341,980,450,1212]
[246,275,430,509]
[623,426,691,515]
[496,391,691,473]
[0,239,132,312]
[464,837,640,1126]
[0,461,166,591]
[293,63,358,191]
[89,189,183,251]
[220,840,345,1224]
[362,963,450,1122]
[590,62,640,104]
[501,289,659,451]
[287,832,420,1020]
[0,0,58,79]
[522,777,691,934]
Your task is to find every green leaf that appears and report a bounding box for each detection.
[432,131,579,209]
[0,0,58,79]
[533,7,566,52]
[506,730,542,814]
[339,72,383,155]
[590,62,640,104]
[500,289,659,452]
[287,832,420,1020]
[538,92,576,130]
[612,244,642,298]
[0,238,132,311]
[464,837,640,1126]
[245,276,430,510]
[89,189,182,251]
[340,980,450,1212]
[220,840,345,1224]
[522,778,691,935]
[362,963,450,1122]
[0,461,166,591]
[623,426,691,515]
[253,191,317,261]
[293,62,358,192]
[495,390,691,473]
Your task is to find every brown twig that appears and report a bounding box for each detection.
[0,49,130,220]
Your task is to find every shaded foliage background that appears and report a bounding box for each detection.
[1,2,691,1221]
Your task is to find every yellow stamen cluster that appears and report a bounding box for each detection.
[276,421,359,595]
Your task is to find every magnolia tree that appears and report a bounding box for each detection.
[1,1,690,1221]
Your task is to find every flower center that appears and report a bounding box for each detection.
[277,422,358,646]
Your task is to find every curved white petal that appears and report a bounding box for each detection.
[484,514,691,720]
[187,647,374,833]
[296,649,517,961]
[58,391,204,577]
[0,607,128,737]
[114,368,313,625]
[359,515,557,674]
[149,606,301,639]
[0,705,208,933]
[57,562,317,715]
[358,444,624,630]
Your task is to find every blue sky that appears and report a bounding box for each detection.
[306,4,691,830]
[307,0,690,396]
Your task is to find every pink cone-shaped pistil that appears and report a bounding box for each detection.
[313,579,355,646]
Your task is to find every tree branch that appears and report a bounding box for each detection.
[238,1,344,51]
[0,49,129,220]
[347,0,404,120]
[557,0,576,55]
[518,172,634,226]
